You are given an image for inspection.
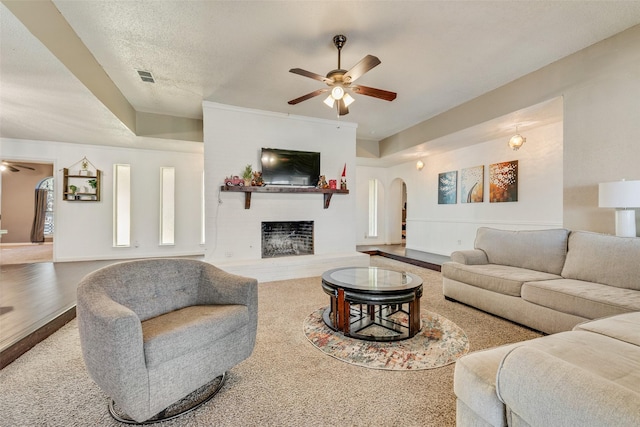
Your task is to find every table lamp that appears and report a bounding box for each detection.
[598,179,640,237]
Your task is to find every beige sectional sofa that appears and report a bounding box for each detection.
[442,227,640,334]
[443,228,640,426]
[455,312,640,426]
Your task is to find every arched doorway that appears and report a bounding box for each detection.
[388,178,406,245]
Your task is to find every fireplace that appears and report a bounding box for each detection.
[261,221,314,258]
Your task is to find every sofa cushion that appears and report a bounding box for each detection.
[574,312,640,347]
[442,262,561,297]
[561,231,640,291]
[474,227,569,275]
[521,279,640,320]
[142,304,248,367]
[496,338,640,427]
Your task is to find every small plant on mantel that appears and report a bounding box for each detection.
[242,164,253,186]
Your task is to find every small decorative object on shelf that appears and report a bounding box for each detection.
[79,158,90,175]
[329,179,337,189]
[317,175,329,189]
[251,171,264,186]
[340,164,348,190]
[242,164,253,187]
[224,175,244,186]
[68,185,78,200]
[88,178,98,193]
[63,157,101,201]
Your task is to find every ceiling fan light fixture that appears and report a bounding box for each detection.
[323,95,335,108]
[331,86,345,100]
[342,93,355,107]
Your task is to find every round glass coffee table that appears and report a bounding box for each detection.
[321,266,423,341]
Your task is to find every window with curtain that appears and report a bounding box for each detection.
[31,176,54,243]
[38,177,55,236]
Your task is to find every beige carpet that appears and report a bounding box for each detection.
[0,256,542,426]
[0,243,53,265]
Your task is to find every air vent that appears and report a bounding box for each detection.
[137,70,155,83]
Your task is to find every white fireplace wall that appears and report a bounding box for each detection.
[203,102,362,274]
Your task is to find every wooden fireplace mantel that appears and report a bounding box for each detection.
[219,186,349,209]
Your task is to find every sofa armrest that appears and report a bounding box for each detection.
[496,346,640,426]
[451,249,488,265]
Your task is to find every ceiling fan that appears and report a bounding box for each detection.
[0,161,36,172]
[288,35,397,116]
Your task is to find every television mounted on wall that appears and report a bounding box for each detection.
[260,148,320,187]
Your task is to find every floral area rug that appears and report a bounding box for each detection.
[303,307,469,370]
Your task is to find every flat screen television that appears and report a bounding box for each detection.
[260,148,320,187]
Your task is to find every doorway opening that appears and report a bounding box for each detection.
[0,161,54,265]
[388,178,406,246]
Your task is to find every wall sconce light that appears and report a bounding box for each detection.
[508,125,526,151]
[598,179,640,237]
[416,160,424,171]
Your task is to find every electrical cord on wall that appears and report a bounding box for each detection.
[207,186,223,257]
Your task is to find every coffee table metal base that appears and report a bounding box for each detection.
[322,284,422,342]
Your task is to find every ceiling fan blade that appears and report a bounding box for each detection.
[288,88,329,105]
[343,55,381,83]
[351,84,397,101]
[14,164,36,170]
[338,99,349,116]
[289,68,333,84]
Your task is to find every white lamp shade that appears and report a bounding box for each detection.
[598,180,640,208]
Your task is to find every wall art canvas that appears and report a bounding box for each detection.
[489,160,518,202]
[461,165,484,203]
[438,171,458,204]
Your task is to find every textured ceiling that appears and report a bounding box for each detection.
[2,1,640,162]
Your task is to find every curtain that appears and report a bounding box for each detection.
[30,188,47,243]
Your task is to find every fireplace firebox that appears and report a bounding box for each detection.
[261,221,314,258]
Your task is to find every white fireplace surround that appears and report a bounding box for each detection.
[203,102,368,282]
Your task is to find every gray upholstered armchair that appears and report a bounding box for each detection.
[77,258,258,423]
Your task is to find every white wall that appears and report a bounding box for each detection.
[356,120,563,255]
[0,138,204,261]
[380,24,640,236]
[203,102,363,275]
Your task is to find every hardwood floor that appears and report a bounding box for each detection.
[0,260,116,369]
[0,247,448,369]
[356,244,450,272]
